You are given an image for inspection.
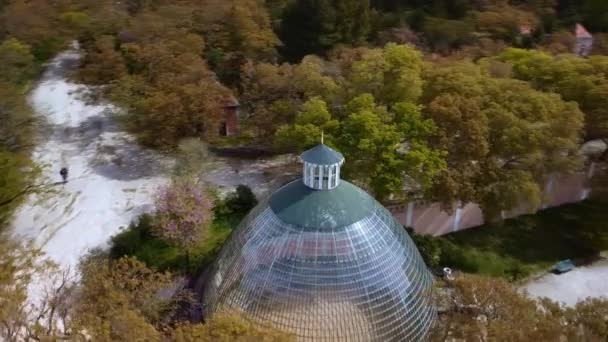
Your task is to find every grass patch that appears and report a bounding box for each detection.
[413,199,608,280]
[110,214,233,273]
[109,185,257,274]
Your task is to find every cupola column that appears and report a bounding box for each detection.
[300,144,345,191]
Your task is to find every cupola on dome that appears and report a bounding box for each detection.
[203,144,436,341]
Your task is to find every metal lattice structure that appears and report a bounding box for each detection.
[203,145,435,341]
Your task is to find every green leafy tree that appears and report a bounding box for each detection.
[499,49,608,142]
[423,61,583,218]
[338,94,444,200]
[275,97,339,151]
[0,38,36,84]
[0,150,37,227]
[240,56,338,138]
[223,185,258,219]
[0,84,38,227]
[345,43,424,105]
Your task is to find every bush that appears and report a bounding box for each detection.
[408,226,531,280]
[214,185,258,225]
[406,227,441,269]
[224,185,257,218]
[410,200,608,281]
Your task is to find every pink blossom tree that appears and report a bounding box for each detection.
[153,179,214,267]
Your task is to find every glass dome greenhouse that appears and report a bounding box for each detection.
[203,144,436,341]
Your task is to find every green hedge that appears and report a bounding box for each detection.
[409,199,608,281]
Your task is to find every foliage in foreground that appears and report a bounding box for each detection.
[173,313,295,342]
[3,236,607,341]
[432,274,608,341]
[0,237,292,341]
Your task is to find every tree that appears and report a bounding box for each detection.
[499,49,608,142]
[1,0,65,61]
[423,62,488,208]
[543,30,576,54]
[337,94,445,200]
[0,84,38,227]
[240,56,339,139]
[422,61,583,217]
[423,16,474,53]
[79,35,127,84]
[274,97,339,152]
[174,138,212,177]
[478,78,583,217]
[72,255,175,341]
[582,0,608,32]
[227,0,280,61]
[345,43,424,105]
[279,0,371,61]
[432,274,608,341]
[58,11,92,34]
[153,179,214,268]
[0,150,38,227]
[173,312,295,342]
[222,185,258,219]
[0,38,36,84]
[0,238,74,341]
[475,4,538,43]
[110,29,232,146]
[406,227,442,268]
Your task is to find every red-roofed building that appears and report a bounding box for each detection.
[575,23,593,57]
[220,95,239,137]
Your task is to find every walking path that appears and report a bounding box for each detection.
[523,259,608,306]
[10,43,296,284]
[10,43,172,274]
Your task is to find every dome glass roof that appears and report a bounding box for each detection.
[269,180,374,229]
[203,182,436,341]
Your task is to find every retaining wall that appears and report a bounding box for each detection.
[387,163,598,236]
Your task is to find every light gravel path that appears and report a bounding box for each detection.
[523,259,608,306]
[9,43,298,297]
[10,43,172,274]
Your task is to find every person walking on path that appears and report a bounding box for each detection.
[60,167,68,183]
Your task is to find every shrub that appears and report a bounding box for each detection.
[214,185,258,225]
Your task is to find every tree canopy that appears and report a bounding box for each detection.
[422,61,583,217]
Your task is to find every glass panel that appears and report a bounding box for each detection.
[203,197,435,341]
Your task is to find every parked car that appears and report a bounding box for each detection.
[553,259,575,274]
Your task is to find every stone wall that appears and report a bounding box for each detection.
[388,163,598,236]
